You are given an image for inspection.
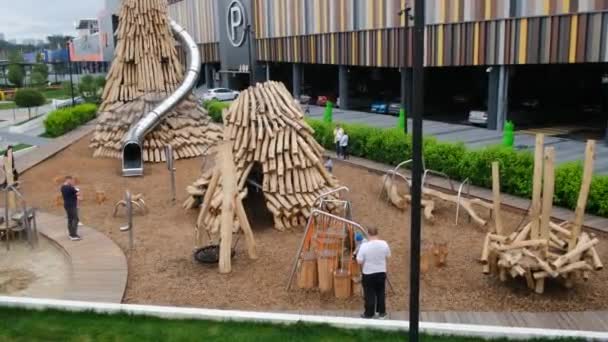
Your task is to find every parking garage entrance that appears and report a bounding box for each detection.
[508,63,608,141]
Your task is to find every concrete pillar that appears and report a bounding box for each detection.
[400,67,413,114]
[602,74,608,144]
[204,64,214,88]
[266,63,270,81]
[487,66,509,131]
[292,63,302,98]
[339,65,349,109]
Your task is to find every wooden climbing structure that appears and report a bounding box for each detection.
[90,0,221,162]
[481,135,603,293]
[185,81,339,233]
[287,210,362,299]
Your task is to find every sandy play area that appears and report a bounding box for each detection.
[0,237,70,299]
[17,135,608,312]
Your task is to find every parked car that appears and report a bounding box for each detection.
[371,99,400,115]
[317,96,328,106]
[202,88,239,102]
[388,100,402,115]
[468,110,488,126]
[370,101,389,114]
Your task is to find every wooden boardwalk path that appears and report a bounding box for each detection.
[35,211,127,303]
[282,310,608,332]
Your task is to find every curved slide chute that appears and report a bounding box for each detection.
[121,19,201,177]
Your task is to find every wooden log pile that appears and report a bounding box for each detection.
[90,0,221,162]
[481,137,603,293]
[185,81,339,233]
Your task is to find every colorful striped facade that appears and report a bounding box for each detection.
[168,0,220,63]
[253,0,608,38]
[168,0,608,67]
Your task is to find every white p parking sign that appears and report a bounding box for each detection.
[227,0,247,47]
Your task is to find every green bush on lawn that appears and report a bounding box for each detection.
[43,103,98,138]
[202,100,231,123]
[307,119,608,217]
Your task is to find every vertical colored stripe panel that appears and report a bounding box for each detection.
[473,22,480,65]
[518,18,528,63]
[576,14,587,62]
[437,26,444,66]
[569,15,579,62]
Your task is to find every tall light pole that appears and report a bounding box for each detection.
[66,39,75,106]
[409,0,425,341]
[398,6,412,134]
[245,24,254,86]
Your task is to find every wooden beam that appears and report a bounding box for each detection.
[491,162,504,235]
[530,134,544,239]
[540,147,555,247]
[235,197,258,260]
[569,140,595,250]
[218,142,237,274]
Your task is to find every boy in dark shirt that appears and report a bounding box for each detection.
[61,176,81,241]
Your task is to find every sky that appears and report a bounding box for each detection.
[0,0,105,42]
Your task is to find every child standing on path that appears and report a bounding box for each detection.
[333,125,344,158]
[339,130,349,160]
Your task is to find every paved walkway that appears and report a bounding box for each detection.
[7,121,127,302]
[14,122,95,174]
[307,107,608,174]
[35,211,127,303]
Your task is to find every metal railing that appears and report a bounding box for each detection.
[2,182,38,250]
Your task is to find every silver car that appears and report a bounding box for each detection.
[468,110,488,126]
[202,88,239,102]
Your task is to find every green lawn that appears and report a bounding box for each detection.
[41,87,71,100]
[0,102,16,110]
[0,144,32,155]
[0,307,583,342]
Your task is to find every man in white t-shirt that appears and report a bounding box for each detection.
[333,125,344,158]
[339,131,349,160]
[356,226,391,319]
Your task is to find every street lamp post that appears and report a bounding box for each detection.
[245,24,255,86]
[409,0,426,341]
[66,39,75,106]
[398,6,412,134]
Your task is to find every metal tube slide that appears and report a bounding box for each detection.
[121,19,201,177]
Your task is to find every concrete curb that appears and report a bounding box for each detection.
[0,296,606,340]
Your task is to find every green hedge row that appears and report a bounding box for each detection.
[44,103,98,137]
[307,119,608,217]
[202,100,231,123]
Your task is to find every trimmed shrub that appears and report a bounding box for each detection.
[306,118,608,218]
[202,100,231,123]
[44,103,97,137]
[15,88,46,119]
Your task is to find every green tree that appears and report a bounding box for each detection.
[78,75,106,103]
[7,51,24,87]
[31,53,49,86]
[14,88,46,119]
[7,64,24,87]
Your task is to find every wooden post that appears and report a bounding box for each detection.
[218,143,237,274]
[569,140,595,250]
[530,134,544,239]
[195,169,220,246]
[540,147,555,244]
[536,146,555,294]
[235,197,258,259]
[491,162,504,236]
